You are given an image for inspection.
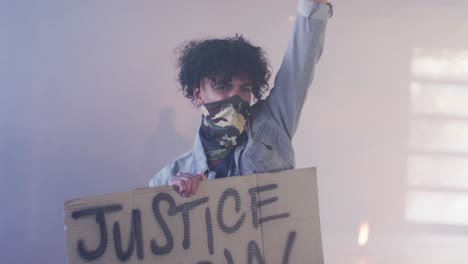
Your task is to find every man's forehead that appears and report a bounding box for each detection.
[212,75,252,83]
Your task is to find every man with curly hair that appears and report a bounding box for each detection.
[149,0,332,197]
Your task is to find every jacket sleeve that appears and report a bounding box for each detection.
[148,151,194,187]
[265,0,330,139]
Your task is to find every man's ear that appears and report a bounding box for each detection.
[193,86,204,107]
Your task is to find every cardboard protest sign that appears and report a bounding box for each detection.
[64,167,323,264]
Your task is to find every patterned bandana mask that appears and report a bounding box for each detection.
[199,95,251,161]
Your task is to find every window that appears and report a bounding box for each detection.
[405,48,468,227]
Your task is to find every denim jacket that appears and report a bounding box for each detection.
[149,0,330,187]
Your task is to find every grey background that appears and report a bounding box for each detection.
[1,0,468,263]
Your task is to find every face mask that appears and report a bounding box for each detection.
[200,95,251,156]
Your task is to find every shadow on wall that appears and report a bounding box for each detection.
[141,107,191,182]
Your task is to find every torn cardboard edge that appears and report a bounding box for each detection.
[64,167,323,264]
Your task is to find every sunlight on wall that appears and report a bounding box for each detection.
[408,155,468,189]
[409,120,468,153]
[406,48,468,226]
[406,190,468,226]
[410,82,468,118]
[411,48,468,82]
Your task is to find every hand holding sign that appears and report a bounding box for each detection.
[169,172,207,197]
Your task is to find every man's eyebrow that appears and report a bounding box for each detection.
[215,80,232,85]
[209,79,229,87]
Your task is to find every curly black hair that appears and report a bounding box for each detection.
[176,35,271,102]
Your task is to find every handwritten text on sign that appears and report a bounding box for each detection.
[64,168,323,264]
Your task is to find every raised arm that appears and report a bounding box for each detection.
[265,0,331,139]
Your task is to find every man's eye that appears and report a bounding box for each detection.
[216,85,230,91]
[242,87,253,92]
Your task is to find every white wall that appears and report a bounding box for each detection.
[1,0,468,263]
